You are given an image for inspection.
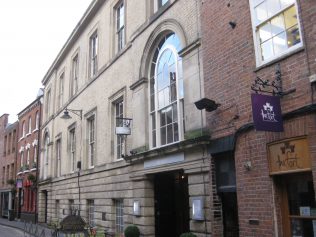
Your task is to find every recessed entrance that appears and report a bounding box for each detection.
[154,170,189,237]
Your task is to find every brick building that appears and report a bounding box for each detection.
[0,114,18,219]
[16,93,42,222]
[201,0,316,236]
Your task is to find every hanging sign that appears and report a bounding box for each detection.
[251,94,284,132]
[267,136,311,175]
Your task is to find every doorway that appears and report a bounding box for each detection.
[277,172,316,237]
[154,170,190,237]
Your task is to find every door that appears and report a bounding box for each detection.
[154,171,189,237]
[279,172,316,236]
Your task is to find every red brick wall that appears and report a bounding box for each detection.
[201,0,316,236]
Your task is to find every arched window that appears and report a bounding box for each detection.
[35,111,39,129]
[149,33,184,148]
[28,116,32,134]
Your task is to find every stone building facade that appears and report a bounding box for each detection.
[16,95,42,222]
[201,0,316,236]
[0,114,18,219]
[38,0,211,236]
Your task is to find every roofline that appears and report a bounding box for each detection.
[17,95,43,118]
[41,0,105,85]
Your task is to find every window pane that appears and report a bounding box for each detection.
[284,6,298,29]
[280,0,294,8]
[166,106,172,125]
[266,0,281,17]
[261,39,274,61]
[167,124,173,143]
[158,90,164,108]
[259,22,272,43]
[172,103,178,122]
[174,123,179,142]
[160,126,166,145]
[150,94,155,112]
[160,110,166,126]
[286,25,301,47]
[255,1,268,24]
[152,130,156,147]
[164,87,170,107]
[253,0,264,7]
[271,14,285,36]
[273,32,288,54]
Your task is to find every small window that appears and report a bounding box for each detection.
[56,139,61,177]
[28,116,32,134]
[115,199,124,235]
[46,90,51,117]
[115,99,124,159]
[58,73,64,108]
[250,0,302,65]
[89,32,98,77]
[87,200,95,227]
[22,121,26,138]
[116,1,125,52]
[71,55,79,96]
[20,151,24,169]
[87,116,96,167]
[69,128,76,172]
[35,112,40,130]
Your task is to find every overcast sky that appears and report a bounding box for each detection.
[0,0,93,123]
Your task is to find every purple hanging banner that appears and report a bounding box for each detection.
[251,94,284,132]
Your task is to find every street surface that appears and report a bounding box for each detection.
[0,224,24,237]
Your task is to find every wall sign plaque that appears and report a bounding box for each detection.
[267,137,311,175]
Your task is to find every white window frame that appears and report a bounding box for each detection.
[58,73,64,108]
[87,115,96,168]
[20,151,24,168]
[116,1,125,52]
[22,121,26,138]
[69,128,76,173]
[149,43,184,149]
[89,32,98,77]
[87,200,95,227]
[26,148,30,166]
[71,55,79,96]
[56,138,61,177]
[249,0,303,66]
[114,99,124,159]
[115,199,124,235]
[46,89,51,117]
[28,117,32,134]
[35,111,39,130]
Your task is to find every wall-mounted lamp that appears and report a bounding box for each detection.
[194,98,220,112]
[192,197,204,221]
[61,108,83,120]
[133,200,141,216]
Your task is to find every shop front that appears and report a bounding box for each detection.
[268,136,315,236]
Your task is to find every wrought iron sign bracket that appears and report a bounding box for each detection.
[251,64,296,97]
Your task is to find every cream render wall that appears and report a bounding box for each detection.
[39,0,210,235]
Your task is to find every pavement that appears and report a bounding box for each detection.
[0,217,54,236]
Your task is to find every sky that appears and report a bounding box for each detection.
[0,0,93,123]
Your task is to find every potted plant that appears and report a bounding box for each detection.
[32,162,37,169]
[124,225,140,237]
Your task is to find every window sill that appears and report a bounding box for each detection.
[32,128,39,133]
[26,132,31,137]
[254,46,305,72]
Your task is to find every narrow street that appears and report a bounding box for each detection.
[0,224,24,237]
